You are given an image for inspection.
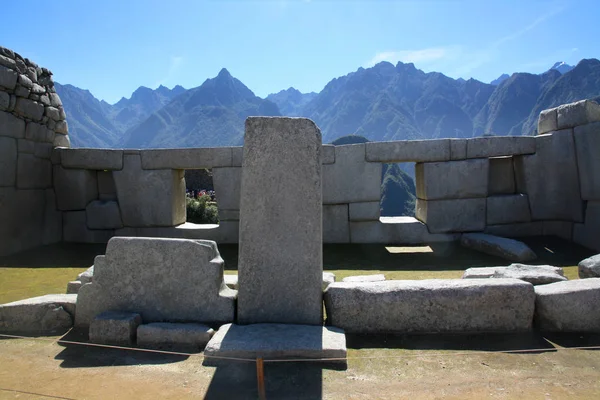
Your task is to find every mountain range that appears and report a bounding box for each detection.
[56,59,600,148]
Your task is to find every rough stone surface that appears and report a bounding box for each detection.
[534,279,600,332]
[514,130,583,222]
[323,272,336,290]
[212,167,241,212]
[323,204,350,243]
[556,99,600,129]
[484,222,544,238]
[61,149,123,170]
[416,198,486,233]
[542,221,573,241]
[349,201,380,222]
[0,137,17,186]
[486,194,531,225]
[463,264,566,285]
[137,323,214,350]
[238,117,323,325]
[14,98,44,121]
[89,311,142,346]
[66,281,82,294]
[42,188,62,245]
[53,133,70,148]
[53,166,98,211]
[203,323,347,366]
[488,157,515,195]
[450,139,467,160]
[113,154,185,227]
[16,153,52,189]
[0,187,45,256]
[323,144,382,204]
[322,144,335,164]
[342,274,386,283]
[574,122,600,200]
[460,233,537,262]
[416,159,488,200]
[97,171,117,201]
[63,211,114,243]
[578,254,600,279]
[466,136,535,158]
[75,238,236,328]
[140,148,232,169]
[572,202,600,251]
[0,294,76,335]
[0,110,25,138]
[231,146,243,167]
[86,200,123,230]
[538,108,558,134]
[366,139,450,162]
[349,217,459,244]
[324,279,535,334]
[0,65,17,89]
[77,266,94,284]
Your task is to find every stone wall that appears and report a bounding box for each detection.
[0,46,69,256]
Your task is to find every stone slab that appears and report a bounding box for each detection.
[557,99,600,130]
[237,117,323,325]
[578,254,600,279]
[75,237,237,328]
[212,167,241,211]
[349,217,459,244]
[137,322,214,350]
[0,136,16,186]
[323,143,382,204]
[203,323,347,366]
[534,279,600,332]
[538,107,558,135]
[86,200,123,230]
[486,194,531,225]
[140,148,233,169]
[488,156,515,195]
[466,136,535,158]
[323,204,350,243]
[0,294,76,335]
[53,166,98,211]
[324,279,535,334]
[342,274,385,283]
[89,311,141,346]
[416,159,488,200]
[365,139,450,162]
[463,264,566,285]
[460,233,537,262]
[349,201,380,222]
[450,139,467,160]
[416,198,486,233]
[113,154,185,227]
[61,148,123,170]
[574,122,600,200]
[514,130,583,222]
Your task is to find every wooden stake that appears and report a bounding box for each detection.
[256,358,266,400]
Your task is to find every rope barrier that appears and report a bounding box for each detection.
[0,387,78,400]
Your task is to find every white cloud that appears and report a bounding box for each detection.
[366,46,459,68]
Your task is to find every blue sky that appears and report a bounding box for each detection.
[1,0,596,104]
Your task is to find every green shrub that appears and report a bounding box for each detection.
[186,195,219,224]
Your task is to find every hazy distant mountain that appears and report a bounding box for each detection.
[119,68,281,148]
[490,73,510,86]
[266,87,317,116]
[550,61,574,74]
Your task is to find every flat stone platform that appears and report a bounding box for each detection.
[203,323,347,367]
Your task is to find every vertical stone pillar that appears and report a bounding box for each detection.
[237,117,323,325]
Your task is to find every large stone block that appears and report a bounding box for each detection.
[450,139,467,160]
[416,159,488,200]
[203,323,347,367]
[75,237,236,328]
[25,122,49,142]
[349,217,458,244]
[578,254,600,279]
[231,146,243,167]
[113,154,185,227]
[212,167,241,211]
[137,323,214,350]
[557,99,600,130]
[61,148,123,170]
[349,201,380,221]
[463,264,566,285]
[42,189,62,245]
[86,200,123,229]
[63,211,114,243]
[53,166,98,210]
[460,233,537,262]
[0,294,76,335]
[238,117,323,325]
[14,98,44,121]
[324,279,535,334]
[416,198,486,233]
[365,139,450,162]
[0,136,16,186]
[486,194,531,225]
[0,187,45,256]
[0,65,17,89]
[322,144,335,164]
[323,204,350,243]
[574,122,600,200]
[466,136,535,158]
[89,311,142,346]
[323,144,382,204]
[534,279,600,332]
[484,222,544,238]
[538,108,558,135]
[16,153,52,189]
[514,130,583,221]
[572,201,600,251]
[488,156,515,195]
[0,110,25,138]
[140,148,232,169]
[97,171,117,201]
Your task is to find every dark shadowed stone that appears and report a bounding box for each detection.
[578,254,600,278]
[460,233,537,262]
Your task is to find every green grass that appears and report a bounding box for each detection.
[0,267,88,304]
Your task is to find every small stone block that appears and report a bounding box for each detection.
[137,322,214,351]
[66,281,82,294]
[89,311,142,346]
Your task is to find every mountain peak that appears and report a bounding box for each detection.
[550,61,574,74]
[217,68,232,79]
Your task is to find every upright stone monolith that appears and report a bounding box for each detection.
[237,117,323,325]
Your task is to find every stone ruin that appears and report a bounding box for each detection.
[2,46,600,361]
